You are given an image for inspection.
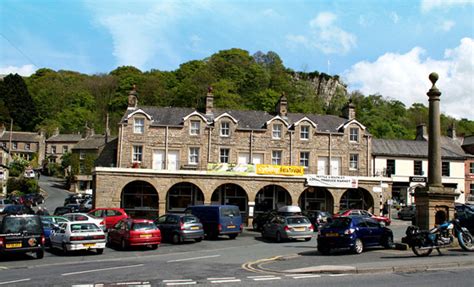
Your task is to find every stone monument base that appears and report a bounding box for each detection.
[414,185,456,230]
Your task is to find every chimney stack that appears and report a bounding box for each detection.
[447,124,456,140]
[342,100,356,120]
[416,124,428,141]
[275,93,288,118]
[205,86,214,117]
[128,85,138,109]
[53,127,60,136]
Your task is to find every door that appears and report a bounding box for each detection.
[238,153,249,164]
[252,153,263,165]
[331,158,341,175]
[168,151,179,171]
[153,150,165,170]
[317,157,328,175]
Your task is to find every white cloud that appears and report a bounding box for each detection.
[0,65,36,76]
[440,20,455,31]
[262,9,279,17]
[421,0,474,12]
[390,12,399,24]
[344,38,474,120]
[288,12,356,55]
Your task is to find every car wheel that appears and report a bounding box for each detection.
[62,243,68,255]
[383,235,394,249]
[195,238,203,243]
[150,244,159,250]
[276,232,282,243]
[304,237,312,242]
[228,234,238,240]
[353,238,364,254]
[172,233,182,244]
[121,239,128,250]
[106,235,112,247]
[96,248,104,255]
[36,249,44,259]
[252,221,259,231]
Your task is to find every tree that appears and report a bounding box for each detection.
[1,74,39,130]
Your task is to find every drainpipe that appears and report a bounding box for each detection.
[328,131,332,175]
[367,135,371,177]
[165,126,169,169]
[289,131,293,165]
[207,127,212,163]
[250,130,253,164]
[118,123,123,167]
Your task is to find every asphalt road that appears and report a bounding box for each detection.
[0,176,472,286]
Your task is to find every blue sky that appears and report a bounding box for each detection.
[1,0,473,119]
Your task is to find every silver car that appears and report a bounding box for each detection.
[261,215,313,242]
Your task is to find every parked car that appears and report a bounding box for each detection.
[23,193,44,206]
[54,206,78,216]
[252,210,278,231]
[317,216,394,254]
[0,214,45,259]
[398,205,416,220]
[79,199,93,212]
[0,204,35,216]
[64,193,91,206]
[185,205,242,239]
[107,218,161,250]
[155,214,204,244]
[49,222,106,254]
[40,216,69,246]
[303,210,332,230]
[334,209,391,226]
[0,198,13,213]
[261,215,313,242]
[455,204,474,234]
[62,213,105,231]
[88,208,128,230]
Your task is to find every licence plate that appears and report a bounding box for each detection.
[227,225,236,229]
[83,243,96,247]
[294,227,305,232]
[6,243,22,248]
[190,226,199,230]
[140,234,152,238]
[326,232,339,237]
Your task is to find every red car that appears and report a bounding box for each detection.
[88,208,128,230]
[333,209,391,226]
[107,218,161,250]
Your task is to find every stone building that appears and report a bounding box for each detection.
[0,125,45,163]
[461,135,474,203]
[45,128,82,163]
[93,89,391,223]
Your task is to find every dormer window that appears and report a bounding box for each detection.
[190,121,200,135]
[134,118,145,134]
[272,124,282,139]
[349,128,359,142]
[51,145,57,154]
[12,142,17,150]
[300,125,309,140]
[220,122,230,137]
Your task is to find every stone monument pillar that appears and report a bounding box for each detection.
[414,73,456,230]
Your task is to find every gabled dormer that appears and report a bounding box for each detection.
[337,119,366,143]
[214,113,238,137]
[266,116,289,140]
[183,111,208,136]
[292,117,317,141]
[126,109,153,135]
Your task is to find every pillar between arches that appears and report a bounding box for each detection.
[158,200,166,216]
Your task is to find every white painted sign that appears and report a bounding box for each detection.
[306,175,358,188]
[373,186,382,193]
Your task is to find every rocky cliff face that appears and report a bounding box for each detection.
[292,72,347,105]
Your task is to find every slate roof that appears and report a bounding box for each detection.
[46,134,82,143]
[0,131,42,142]
[73,135,116,150]
[121,106,348,133]
[372,137,468,159]
[463,135,474,146]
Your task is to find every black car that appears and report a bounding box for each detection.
[0,205,35,216]
[155,214,204,244]
[398,205,416,220]
[455,204,474,234]
[303,210,332,230]
[0,214,45,259]
[53,206,78,216]
[252,210,278,231]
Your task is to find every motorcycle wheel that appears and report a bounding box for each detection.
[458,231,474,251]
[412,245,432,257]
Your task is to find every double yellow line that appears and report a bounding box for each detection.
[241,256,284,274]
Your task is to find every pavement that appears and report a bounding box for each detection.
[245,218,474,275]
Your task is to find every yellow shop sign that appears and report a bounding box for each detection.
[256,164,304,176]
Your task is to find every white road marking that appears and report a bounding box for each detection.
[0,278,31,285]
[253,277,281,281]
[210,279,241,284]
[164,282,197,286]
[167,254,220,263]
[163,280,195,283]
[207,277,237,280]
[329,274,349,277]
[247,275,276,279]
[62,264,144,276]
[115,282,150,285]
[292,274,322,279]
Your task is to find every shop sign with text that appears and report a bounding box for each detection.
[306,175,358,188]
[256,164,304,176]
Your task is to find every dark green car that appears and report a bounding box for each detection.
[0,214,45,259]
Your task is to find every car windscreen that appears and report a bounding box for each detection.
[70,223,101,232]
[221,207,240,217]
[132,222,157,231]
[336,210,348,215]
[0,216,42,234]
[182,216,199,223]
[325,217,351,229]
[286,217,310,225]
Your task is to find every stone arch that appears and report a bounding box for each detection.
[339,187,374,212]
[298,187,334,214]
[121,180,159,219]
[211,183,249,222]
[255,184,292,213]
[166,182,204,213]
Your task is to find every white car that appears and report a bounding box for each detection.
[50,221,106,254]
[62,213,105,231]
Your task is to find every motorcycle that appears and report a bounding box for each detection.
[403,218,474,256]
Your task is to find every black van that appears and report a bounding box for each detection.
[0,215,45,259]
[185,205,242,239]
